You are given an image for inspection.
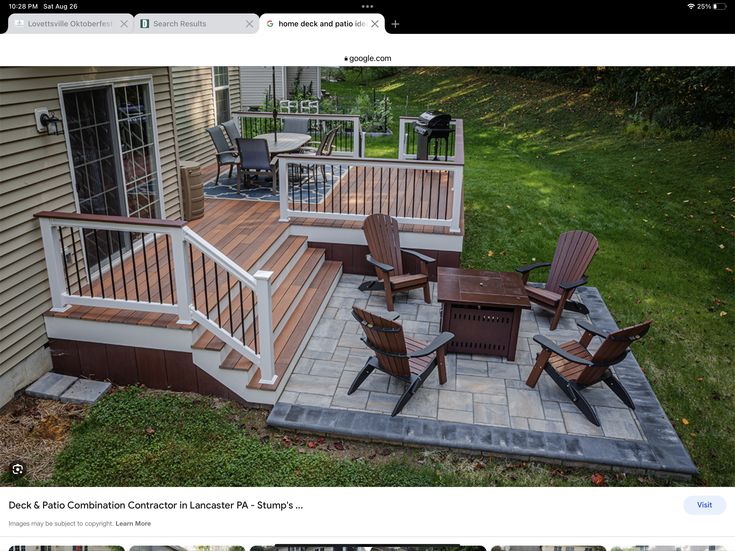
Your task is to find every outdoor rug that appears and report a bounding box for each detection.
[204,165,345,203]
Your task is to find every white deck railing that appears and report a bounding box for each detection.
[276,154,464,233]
[234,111,363,158]
[398,117,462,162]
[35,211,277,385]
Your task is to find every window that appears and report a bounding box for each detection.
[213,66,231,124]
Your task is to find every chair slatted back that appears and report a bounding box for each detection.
[222,119,241,147]
[578,320,652,385]
[207,126,232,154]
[545,230,599,295]
[317,127,340,157]
[236,138,272,171]
[363,214,404,276]
[352,306,410,378]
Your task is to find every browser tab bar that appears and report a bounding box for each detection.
[8,13,133,33]
[260,13,385,33]
[133,13,258,33]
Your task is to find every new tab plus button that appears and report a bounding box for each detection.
[684,496,726,515]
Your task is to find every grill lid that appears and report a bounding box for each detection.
[417,110,452,128]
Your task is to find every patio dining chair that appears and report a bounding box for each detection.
[295,126,340,184]
[516,230,598,330]
[283,117,310,134]
[359,213,435,311]
[349,306,454,416]
[526,319,652,426]
[235,138,279,194]
[222,119,241,148]
[206,126,238,185]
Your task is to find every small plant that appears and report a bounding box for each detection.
[351,90,393,133]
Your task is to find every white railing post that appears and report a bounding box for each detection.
[450,165,464,233]
[398,119,406,160]
[352,117,361,158]
[278,156,290,222]
[254,270,277,385]
[38,217,71,312]
[169,227,194,324]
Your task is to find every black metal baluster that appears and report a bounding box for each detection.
[201,252,210,315]
[419,169,425,219]
[141,233,152,302]
[166,234,174,302]
[105,230,117,299]
[362,165,366,215]
[428,169,434,219]
[92,229,105,299]
[152,233,163,303]
[346,163,349,215]
[130,232,140,301]
[59,226,71,294]
[189,243,198,311]
[117,231,128,301]
[412,168,417,218]
[214,263,222,326]
[444,170,450,220]
[226,273,233,333]
[239,281,245,344]
[387,167,391,216]
[251,289,258,353]
[71,228,83,295]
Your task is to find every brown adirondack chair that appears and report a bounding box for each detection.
[526,319,652,426]
[359,214,435,311]
[349,306,454,416]
[516,230,598,330]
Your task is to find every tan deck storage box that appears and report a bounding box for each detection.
[180,160,205,221]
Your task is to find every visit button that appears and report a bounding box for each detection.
[684,496,726,515]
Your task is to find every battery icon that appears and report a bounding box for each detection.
[713,2,727,8]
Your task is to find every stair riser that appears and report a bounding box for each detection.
[273,253,325,338]
[244,264,343,402]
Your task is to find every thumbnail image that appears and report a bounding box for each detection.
[252,547,366,551]
[131,547,244,551]
[614,547,727,551]
[495,547,604,551]
[9,547,123,551]
[1,65,732,487]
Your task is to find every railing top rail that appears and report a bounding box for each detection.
[35,211,187,228]
[182,226,258,291]
[277,153,464,168]
[234,111,360,121]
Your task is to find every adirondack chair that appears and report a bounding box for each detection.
[526,319,652,426]
[359,214,436,311]
[350,306,454,416]
[516,230,598,330]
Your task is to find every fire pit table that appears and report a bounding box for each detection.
[437,267,531,361]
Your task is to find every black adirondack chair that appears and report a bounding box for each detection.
[350,306,454,416]
[526,319,652,426]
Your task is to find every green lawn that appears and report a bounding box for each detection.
[326,68,734,485]
[19,68,732,488]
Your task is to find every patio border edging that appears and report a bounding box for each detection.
[267,286,698,478]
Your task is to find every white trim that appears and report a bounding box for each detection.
[212,66,232,125]
[60,294,180,314]
[285,209,451,227]
[290,224,464,252]
[43,315,193,352]
[190,310,260,365]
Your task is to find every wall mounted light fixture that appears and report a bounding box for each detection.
[34,107,63,135]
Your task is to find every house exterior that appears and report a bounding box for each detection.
[0,66,185,408]
[239,66,321,108]
[171,66,241,166]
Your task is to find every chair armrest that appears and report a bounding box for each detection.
[533,335,592,366]
[270,155,279,167]
[366,254,394,273]
[401,249,436,264]
[408,332,455,358]
[559,275,588,290]
[217,150,238,160]
[576,320,609,339]
[516,261,551,274]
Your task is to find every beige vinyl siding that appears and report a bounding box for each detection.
[286,66,321,98]
[240,66,286,108]
[0,66,180,380]
[172,66,241,166]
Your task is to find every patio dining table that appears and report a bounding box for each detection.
[253,132,311,155]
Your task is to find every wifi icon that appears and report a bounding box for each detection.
[688,2,695,7]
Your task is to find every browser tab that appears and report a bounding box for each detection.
[7,13,133,33]
[261,13,385,33]
[133,13,258,33]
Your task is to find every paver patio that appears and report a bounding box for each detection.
[269,274,698,477]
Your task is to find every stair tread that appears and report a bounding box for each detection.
[262,235,308,278]
[246,260,342,390]
[193,247,325,352]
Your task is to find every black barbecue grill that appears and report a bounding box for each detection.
[415,111,454,161]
